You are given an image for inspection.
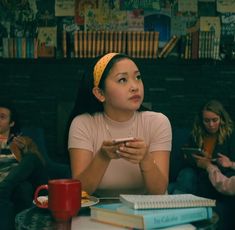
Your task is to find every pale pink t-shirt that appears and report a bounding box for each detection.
[68,111,172,193]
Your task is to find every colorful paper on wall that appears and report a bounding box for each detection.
[55,0,75,16]
[217,0,235,13]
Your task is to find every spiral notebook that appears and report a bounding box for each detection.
[120,194,216,210]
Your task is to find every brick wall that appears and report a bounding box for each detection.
[1,59,235,161]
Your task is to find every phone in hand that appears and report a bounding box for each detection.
[181,147,204,155]
[113,137,135,144]
[7,132,23,145]
[181,147,204,161]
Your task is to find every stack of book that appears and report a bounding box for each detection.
[63,31,159,59]
[180,16,221,60]
[71,31,127,58]
[90,194,216,229]
[2,37,38,59]
[127,31,159,59]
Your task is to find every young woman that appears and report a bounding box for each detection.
[174,99,235,230]
[68,53,172,197]
[0,102,47,230]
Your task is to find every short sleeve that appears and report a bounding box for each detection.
[147,112,172,153]
[68,114,94,152]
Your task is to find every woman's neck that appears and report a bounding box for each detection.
[103,110,136,122]
[205,132,218,138]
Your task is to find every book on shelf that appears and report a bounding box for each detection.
[2,37,9,58]
[8,37,14,58]
[121,31,127,54]
[162,36,180,58]
[87,31,92,58]
[103,31,110,55]
[127,31,134,57]
[95,30,101,57]
[83,31,88,58]
[140,31,146,58]
[73,30,78,58]
[13,38,17,58]
[135,31,141,58]
[33,38,38,59]
[144,31,150,59]
[191,31,199,60]
[184,33,192,60]
[78,31,84,58]
[90,31,96,57]
[126,31,158,59]
[25,37,32,58]
[100,30,105,55]
[120,194,216,210]
[152,31,159,59]
[158,35,178,58]
[14,37,26,59]
[112,31,119,53]
[90,203,212,230]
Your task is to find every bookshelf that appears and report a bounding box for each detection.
[0,0,234,60]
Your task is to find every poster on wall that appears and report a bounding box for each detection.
[37,27,57,57]
[55,0,75,16]
[178,0,198,13]
[220,12,235,40]
[120,0,161,10]
[217,0,235,13]
[127,9,144,31]
[84,8,127,31]
[75,0,98,25]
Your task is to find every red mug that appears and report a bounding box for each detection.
[34,179,81,221]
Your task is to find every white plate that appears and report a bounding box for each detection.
[33,195,99,208]
[82,196,99,208]
[33,195,48,205]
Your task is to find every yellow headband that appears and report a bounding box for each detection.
[93,53,119,87]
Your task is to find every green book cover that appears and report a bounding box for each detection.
[90,203,212,229]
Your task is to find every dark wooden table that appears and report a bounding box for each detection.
[15,206,72,230]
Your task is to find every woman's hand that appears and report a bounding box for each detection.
[116,138,148,164]
[193,154,212,170]
[216,153,233,168]
[99,140,122,160]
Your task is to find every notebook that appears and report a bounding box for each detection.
[120,194,216,210]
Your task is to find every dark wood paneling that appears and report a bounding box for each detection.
[1,59,235,161]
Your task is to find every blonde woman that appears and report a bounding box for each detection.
[174,99,235,230]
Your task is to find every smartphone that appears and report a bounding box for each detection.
[181,147,204,158]
[113,137,135,143]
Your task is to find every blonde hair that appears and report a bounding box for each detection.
[192,100,233,147]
